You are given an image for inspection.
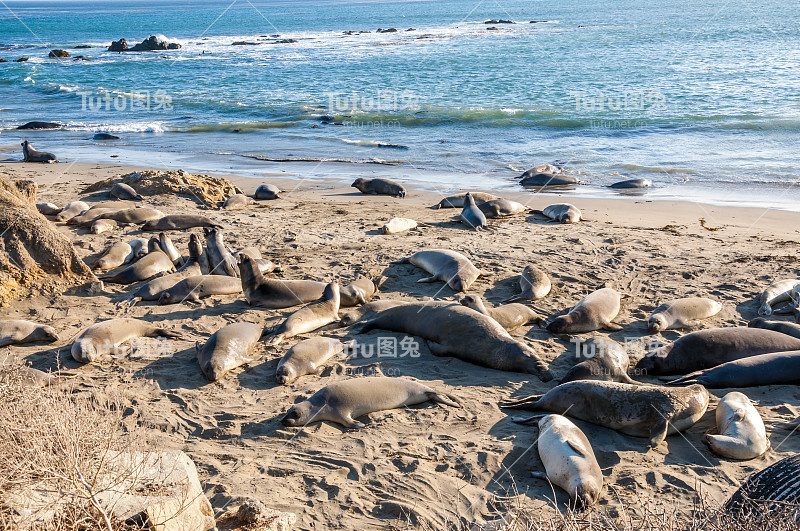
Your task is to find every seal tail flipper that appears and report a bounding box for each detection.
[530,471,548,480]
[427,391,461,408]
[663,372,701,386]
[602,321,624,332]
[153,329,181,340]
[502,294,524,304]
[499,394,543,409]
[265,334,285,347]
[416,276,438,283]
[389,257,410,264]
[512,413,548,425]
[126,296,142,308]
[648,419,669,447]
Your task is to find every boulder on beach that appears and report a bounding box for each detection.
[48,49,70,58]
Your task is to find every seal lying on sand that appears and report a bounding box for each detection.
[265,283,341,346]
[559,337,637,385]
[21,140,57,163]
[636,327,800,375]
[222,193,254,210]
[648,297,722,331]
[0,320,58,347]
[539,203,582,223]
[703,392,770,460]
[71,318,181,363]
[276,337,355,385]
[503,265,551,302]
[390,249,481,292]
[126,235,203,306]
[158,275,242,304]
[99,240,174,284]
[748,317,800,339]
[665,350,800,388]
[433,192,499,209]
[547,288,622,333]
[339,300,408,327]
[55,201,89,222]
[97,207,164,224]
[36,202,61,216]
[758,279,800,316]
[142,214,221,231]
[93,241,135,271]
[354,302,553,380]
[280,376,459,429]
[502,381,709,447]
[459,294,541,331]
[254,183,281,200]
[351,178,406,198]
[110,182,143,200]
[196,322,263,381]
[478,198,526,218]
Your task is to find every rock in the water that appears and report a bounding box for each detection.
[48,49,70,58]
[109,35,181,52]
[93,132,120,140]
[108,38,128,52]
[14,57,28,62]
[74,44,92,49]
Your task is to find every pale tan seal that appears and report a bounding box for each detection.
[158,232,183,266]
[547,287,622,333]
[391,249,481,292]
[196,322,263,381]
[758,279,800,315]
[142,214,222,231]
[503,265,551,303]
[432,192,499,209]
[276,337,355,385]
[110,182,143,201]
[280,376,460,428]
[158,275,242,304]
[339,300,408,327]
[68,207,118,226]
[477,198,526,218]
[560,337,637,385]
[504,381,709,447]
[97,207,164,224]
[0,320,58,347]
[90,218,117,234]
[205,227,238,277]
[36,202,61,216]
[93,241,135,271]
[222,193,254,210]
[703,392,770,460]
[71,318,181,363]
[55,200,89,222]
[99,240,174,284]
[459,294,541,331]
[648,297,722,331]
[126,235,204,306]
[265,283,340,346]
[540,203,582,223]
[340,277,376,306]
[528,414,603,507]
[382,217,417,234]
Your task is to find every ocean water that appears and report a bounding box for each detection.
[1,0,798,208]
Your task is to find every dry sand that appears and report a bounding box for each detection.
[1,160,799,529]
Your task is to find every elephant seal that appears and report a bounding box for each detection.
[36,202,61,216]
[238,256,328,308]
[90,219,117,234]
[126,236,203,306]
[703,392,769,460]
[351,178,406,198]
[355,302,553,380]
[100,241,174,284]
[339,300,408,327]
[253,183,281,200]
[528,414,603,507]
[93,241,135,271]
[540,203,582,223]
[340,277,376,306]
[158,275,242,304]
[0,320,58,347]
[71,318,181,363]
[158,232,183,266]
[276,337,354,385]
[648,297,722,331]
[382,217,417,234]
[459,193,488,230]
[608,178,652,189]
[391,249,481,292]
[547,288,622,333]
[205,227,238,277]
[98,207,164,224]
[0,365,62,387]
[266,283,341,346]
[222,193,254,210]
[55,201,89,222]
[142,214,221,231]
[758,279,800,316]
[478,198,526,218]
[129,237,150,259]
[280,376,459,428]
[519,171,578,187]
[110,182,143,201]
[503,265,551,302]
[459,294,541,331]
[725,453,800,516]
[748,317,800,339]
[665,350,800,388]
[560,337,637,385]
[504,381,709,447]
[17,121,61,130]
[196,322,263,381]
[636,327,800,375]
[68,208,119,226]
[93,133,120,140]
[433,192,499,209]
[21,140,57,163]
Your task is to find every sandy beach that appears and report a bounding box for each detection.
[2,159,800,529]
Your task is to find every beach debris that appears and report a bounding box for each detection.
[699,218,720,231]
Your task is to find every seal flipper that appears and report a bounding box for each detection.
[390,257,410,264]
[337,414,366,429]
[152,328,181,340]
[425,340,449,357]
[512,414,547,425]
[648,419,669,447]
[426,391,461,408]
[530,471,548,480]
[602,321,623,332]
[663,372,701,386]
[416,276,438,283]
[500,394,543,409]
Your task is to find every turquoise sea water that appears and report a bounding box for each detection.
[1,0,799,207]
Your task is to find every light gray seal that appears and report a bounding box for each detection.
[665,350,800,388]
[648,297,722,332]
[99,240,174,284]
[355,302,553,380]
[477,198,526,218]
[55,201,89,222]
[68,208,119,226]
[559,337,637,385]
[390,249,481,292]
[459,192,488,230]
[158,232,183,267]
[97,207,164,224]
[93,241,135,271]
[21,140,57,163]
[539,203,582,223]
[339,300,408,327]
[503,381,710,447]
[702,392,769,460]
[503,265,551,302]
[433,192,499,209]
[126,235,203,306]
[36,202,61,216]
[142,214,221,231]
[71,318,181,363]
[748,317,800,339]
[528,414,603,507]
[205,227,238,277]
[547,288,622,333]
[519,171,578,187]
[90,219,117,234]
[265,283,341,346]
[459,294,541,331]
[608,178,652,189]
[158,275,242,304]
[635,327,800,375]
[0,320,58,347]
[352,178,406,198]
[339,276,376,305]
[196,322,263,381]
[280,376,460,429]
[110,182,143,200]
[222,193,254,210]
[276,337,354,385]
[758,279,800,316]
[253,183,281,200]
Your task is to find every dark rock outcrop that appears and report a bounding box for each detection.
[108,35,181,52]
[48,49,70,58]
[485,19,514,24]
[74,44,91,49]
[13,57,28,62]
